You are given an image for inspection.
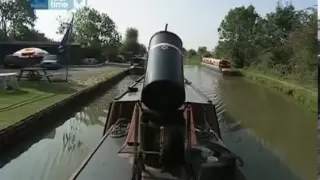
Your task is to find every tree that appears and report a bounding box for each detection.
[9,24,50,41]
[0,0,36,40]
[139,44,147,55]
[120,27,147,59]
[217,5,260,67]
[202,51,212,57]
[57,7,121,61]
[285,7,317,81]
[125,27,138,42]
[214,1,317,88]
[120,27,142,56]
[57,7,121,49]
[197,46,207,55]
[187,49,197,57]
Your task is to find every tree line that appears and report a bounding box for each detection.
[0,0,50,41]
[57,7,147,62]
[186,1,317,88]
[0,1,146,62]
[1,1,317,88]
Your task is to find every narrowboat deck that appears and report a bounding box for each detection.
[69,76,246,180]
[70,130,246,180]
[69,78,213,180]
[70,136,132,180]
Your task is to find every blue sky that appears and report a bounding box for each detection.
[34,0,316,50]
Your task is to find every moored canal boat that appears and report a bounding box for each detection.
[69,26,246,180]
[201,58,240,76]
[130,56,147,75]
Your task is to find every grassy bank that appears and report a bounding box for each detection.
[240,69,317,113]
[0,69,125,130]
[184,55,202,65]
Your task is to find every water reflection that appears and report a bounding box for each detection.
[62,118,83,152]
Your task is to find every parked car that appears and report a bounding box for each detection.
[83,58,98,65]
[40,55,62,70]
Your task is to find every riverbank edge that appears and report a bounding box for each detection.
[0,69,129,151]
[240,70,317,113]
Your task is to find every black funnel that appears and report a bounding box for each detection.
[141,29,185,112]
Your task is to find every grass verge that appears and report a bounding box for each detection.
[184,56,202,65]
[0,69,125,130]
[240,69,317,113]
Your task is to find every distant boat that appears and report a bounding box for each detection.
[129,57,147,74]
[202,58,240,76]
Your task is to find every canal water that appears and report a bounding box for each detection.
[0,66,316,180]
[184,66,316,180]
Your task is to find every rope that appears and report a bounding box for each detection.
[110,118,130,138]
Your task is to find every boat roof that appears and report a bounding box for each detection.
[115,77,211,104]
[69,136,133,180]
